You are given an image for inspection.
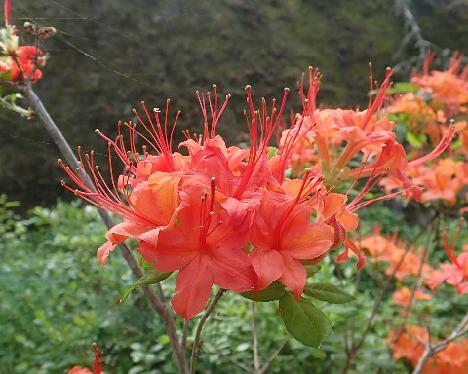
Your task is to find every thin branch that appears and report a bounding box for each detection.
[190,289,226,374]
[181,320,190,350]
[259,339,288,374]
[340,224,430,373]
[392,221,437,343]
[0,79,188,373]
[252,302,260,373]
[412,313,468,374]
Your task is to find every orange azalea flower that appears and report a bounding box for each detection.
[67,343,103,374]
[389,325,428,366]
[389,325,468,374]
[411,51,468,117]
[0,45,45,83]
[139,179,257,319]
[61,69,451,318]
[61,86,310,320]
[388,93,437,128]
[67,367,95,374]
[249,175,334,299]
[425,227,468,294]
[391,287,432,306]
[381,158,467,206]
[280,66,454,205]
[360,233,434,280]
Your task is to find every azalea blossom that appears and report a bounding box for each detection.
[359,231,434,280]
[67,343,103,374]
[60,66,453,318]
[391,287,432,307]
[411,51,468,117]
[425,225,468,294]
[389,325,468,373]
[0,6,45,83]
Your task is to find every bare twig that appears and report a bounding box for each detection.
[252,302,260,373]
[0,78,188,373]
[181,320,190,350]
[259,339,288,374]
[190,288,226,374]
[412,313,468,374]
[392,222,437,342]
[340,234,421,373]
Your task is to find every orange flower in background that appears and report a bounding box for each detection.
[360,232,434,280]
[391,287,432,307]
[9,45,44,82]
[388,93,437,133]
[425,228,468,294]
[279,65,454,207]
[389,325,468,374]
[67,343,103,374]
[389,325,427,366]
[411,52,468,116]
[67,367,95,374]
[381,158,467,206]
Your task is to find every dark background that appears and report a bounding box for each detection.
[1,0,467,207]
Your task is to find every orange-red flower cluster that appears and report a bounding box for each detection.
[389,325,468,374]
[60,66,452,319]
[61,87,343,319]
[5,45,44,82]
[391,286,431,307]
[279,66,454,205]
[0,4,45,83]
[382,52,467,207]
[383,158,467,206]
[425,225,468,294]
[359,231,434,280]
[411,52,468,117]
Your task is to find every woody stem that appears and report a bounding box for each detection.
[0,79,188,374]
[190,288,226,374]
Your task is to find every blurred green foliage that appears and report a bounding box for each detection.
[1,196,466,373]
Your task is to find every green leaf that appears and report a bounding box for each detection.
[279,293,332,347]
[138,256,154,272]
[305,264,321,277]
[406,131,427,149]
[303,282,355,304]
[241,282,286,302]
[387,82,420,94]
[120,271,172,302]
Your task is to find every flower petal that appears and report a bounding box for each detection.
[279,254,307,300]
[97,241,116,266]
[250,248,284,290]
[171,255,213,320]
[283,222,333,260]
[209,245,256,292]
